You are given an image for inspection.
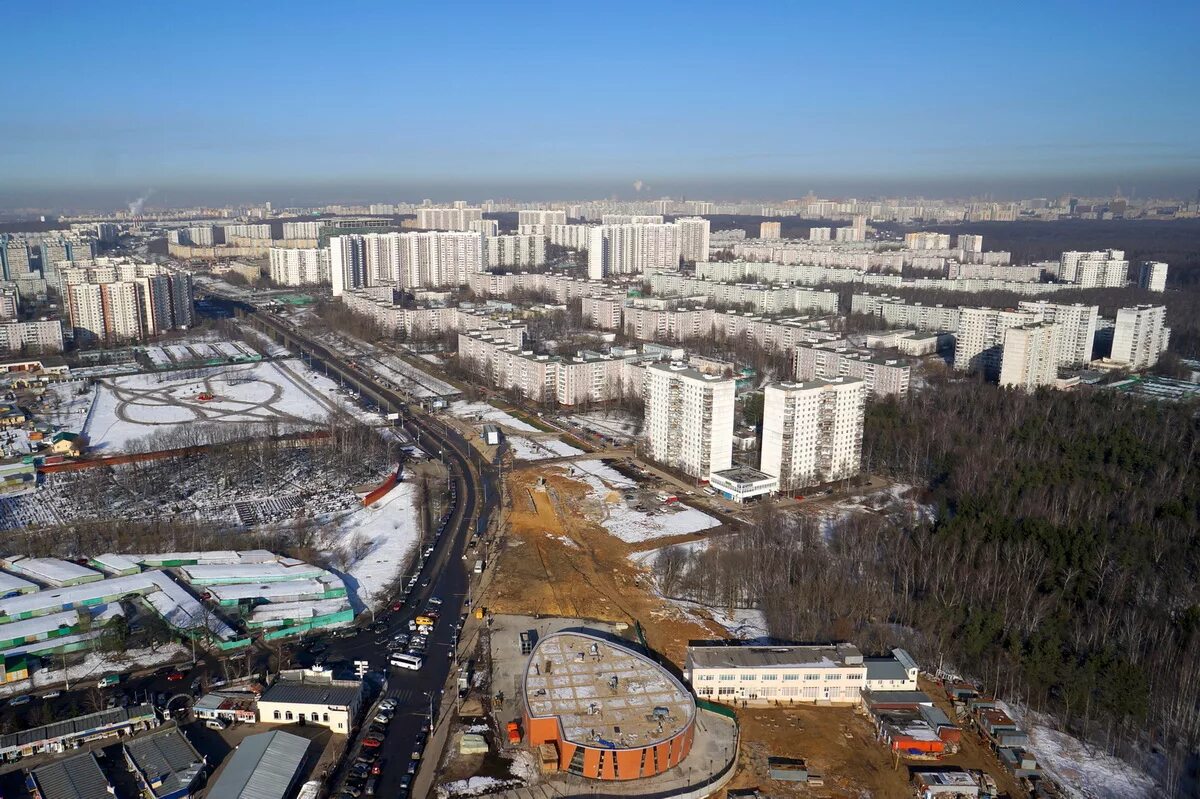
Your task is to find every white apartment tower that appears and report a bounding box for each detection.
[957,234,984,253]
[1111,305,1170,370]
[760,378,865,491]
[1059,250,1128,288]
[809,227,831,242]
[329,232,483,295]
[1017,300,1098,366]
[587,224,680,280]
[760,221,782,239]
[999,323,1062,391]
[954,307,1039,376]
[643,362,735,479]
[269,247,331,286]
[1137,261,1168,292]
[676,217,711,263]
[469,219,500,237]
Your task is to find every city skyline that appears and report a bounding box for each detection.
[2,1,1198,209]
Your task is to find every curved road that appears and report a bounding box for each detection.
[228,300,499,798]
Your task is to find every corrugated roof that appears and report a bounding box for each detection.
[0,704,156,751]
[124,725,205,799]
[30,752,112,799]
[208,730,309,799]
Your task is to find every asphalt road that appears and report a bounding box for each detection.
[243,304,500,799]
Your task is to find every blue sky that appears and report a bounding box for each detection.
[2,1,1198,205]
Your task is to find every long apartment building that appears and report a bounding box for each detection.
[954,307,1039,377]
[518,210,568,228]
[340,290,527,342]
[416,207,483,231]
[1059,250,1128,288]
[467,271,612,302]
[63,263,194,343]
[1016,300,1098,366]
[587,224,680,279]
[548,224,595,251]
[643,362,734,479]
[760,377,865,491]
[1111,304,1170,370]
[458,330,643,406]
[649,272,840,314]
[0,319,64,353]
[622,304,713,343]
[999,323,1062,391]
[697,260,863,286]
[269,247,330,286]
[329,232,483,295]
[850,294,961,332]
[484,234,546,268]
[794,345,911,398]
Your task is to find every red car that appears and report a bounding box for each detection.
[371,760,385,776]
[165,671,185,682]
[391,601,403,612]
[363,735,385,748]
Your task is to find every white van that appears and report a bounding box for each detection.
[390,653,424,671]
[204,718,228,731]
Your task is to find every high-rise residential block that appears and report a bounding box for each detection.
[643,362,734,479]
[518,210,568,228]
[809,227,831,242]
[957,234,984,253]
[759,221,782,239]
[282,221,322,239]
[954,307,1039,376]
[999,323,1062,391]
[416,207,483,231]
[835,226,864,242]
[484,235,546,268]
[904,232,952,250]
[675,217,711,263]
[0,319,64,352]
[587,224,680,280]
[1,237,33,280]
[329,232,483,295]
[1017,300,1098,366]
[600,214,664,225]
[64,265,193,343]
[269,247,331,286]
[1059,250,1128,288]
[760,377,865,491]
[95,222,120,243]
[1111,305,1170,370]
[469,219,500,237]
[1137,261,1168,292]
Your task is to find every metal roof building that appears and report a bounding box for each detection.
[123,725,205,799]
[207,730,310,799]
[27,752,112,799]
[0,703,158,759]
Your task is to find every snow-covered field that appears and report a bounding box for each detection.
[85,360,341,453]
[449,401,539,432]
[1016,707,1159,799]
[0,644,190,699]
[319,482,420,611]
[507,436,583,461]
[568,460,721,543]
[568,410,642,441]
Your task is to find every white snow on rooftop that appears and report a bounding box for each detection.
[206,579,335,602]
[133,550,277,566]
[2,556,100,585]
[249,599,351,624]
[0,571,37,594]
[0,610,81,643]
[91,553,140,574]
[0,571,236,641]
[180,562,325,583]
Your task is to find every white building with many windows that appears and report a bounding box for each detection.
[329,232,482,295]
[1016,300,1097,367]
[1111,304,1170,370]
[643,362,734,479]
[416,207,483,231]
[587,224,680,279]
[1137,261,1168,292]
[1059,250,1128,288]
[269,247,330,286]
[675,217,711,263]
[760,378,864,492]
[685,644,867,706]
[518,209,567,228]
[954,307,1038,376]
[999,323,1062,391]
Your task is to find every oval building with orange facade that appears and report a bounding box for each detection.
[522,630,696,781]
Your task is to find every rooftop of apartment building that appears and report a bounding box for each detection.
[648,361,732,382]
[687,642,864,670]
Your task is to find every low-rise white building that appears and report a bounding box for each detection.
[257,669,363,734]
[685,643,867,705]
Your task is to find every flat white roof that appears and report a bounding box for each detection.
[0,571,236,641]
[0,609,80,642]
[91,553,140,573]
[249,600,350,623]
[207,580,333,602]
[3,557,100,585]
[0,571,37,594]
[133,550,278,565]
[180,563,324,583]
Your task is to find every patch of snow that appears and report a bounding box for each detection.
[544,533,579,549]
[568,411,641,441]
[503,749,540,783]
[449,401,538,432]
[1014,706,1158,799]
[320,482,420,612]
[437,776,521,798]
[507,436,583,461]
[0,643,190,699]
[565,460,720,543]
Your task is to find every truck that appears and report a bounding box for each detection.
[506,721,522,744]
[97,674,120,688]
[473,559,484,574]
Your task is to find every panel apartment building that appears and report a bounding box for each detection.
[1111,304,1170,370]
[63,263,193,343]
[1016,300,1098,367]
[269,247,330,286]
[794,345,911,398]
[587,224,681,280]
[999,323,1062,391]
[954,307,1039,377]
[329,232,483,295]
[760,378,865,492]
[643,362,735,479]
[1059,250,1128,288]
[416,207,483,231]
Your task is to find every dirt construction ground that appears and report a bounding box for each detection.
[485,461,1024,798]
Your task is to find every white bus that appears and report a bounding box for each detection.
[390,653,424,671]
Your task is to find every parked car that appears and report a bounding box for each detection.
[205,719,228,731]
[165,671,185,682]
[362,734,385,748]
[378,698,398,712]
[8,695,31,707]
